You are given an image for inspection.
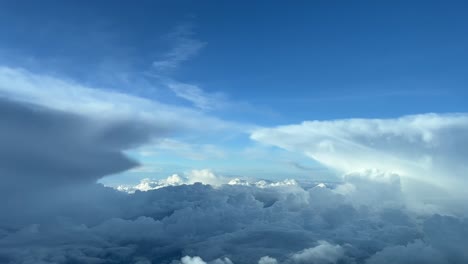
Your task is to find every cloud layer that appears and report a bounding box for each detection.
[2,170,468,264]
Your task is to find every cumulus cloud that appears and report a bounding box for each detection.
[290,241,345,264]
[258,256,279,264]
[181,256,208,264]
[115,169,302,193]
[115,169,229,193]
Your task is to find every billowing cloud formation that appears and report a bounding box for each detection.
[115,169,298,193]
[1,171,468,263]
[251,114,468,212]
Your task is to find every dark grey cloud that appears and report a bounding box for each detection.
[0,97,167,227]
[0,98,138,187]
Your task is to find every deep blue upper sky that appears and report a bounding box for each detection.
[2,1,468,124]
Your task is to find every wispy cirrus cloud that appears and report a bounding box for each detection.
[0,66,243,133]
[147,24,232,111]
[167,81,227,111]
[152,24,206,74]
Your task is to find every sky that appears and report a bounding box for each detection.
[2,0,468,186]
[1,1,468,263]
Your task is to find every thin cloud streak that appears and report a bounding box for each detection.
[152,24,206,74]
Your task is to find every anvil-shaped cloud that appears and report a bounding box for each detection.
[251,115,468,211]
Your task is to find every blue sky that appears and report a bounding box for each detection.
[1,0,468,185]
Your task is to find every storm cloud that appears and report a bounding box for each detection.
[0,95,168,227]
[0,97,150,188]
[251,115,468,214]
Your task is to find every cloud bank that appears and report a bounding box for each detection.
[2,170,468,263]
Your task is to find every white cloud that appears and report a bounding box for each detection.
[147,25,229,112]
[181,256,208,264]
[152,24,206,73]
[178,256,234,264]
[251,114,468,211]
[258,256,278,264]
[115,174,184,193]
[168,81,227,111]
[0,66,243,134]
[291,241,345,264]
[115,169,226,193]
[186,169,225,186]
[115,170,303,193]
